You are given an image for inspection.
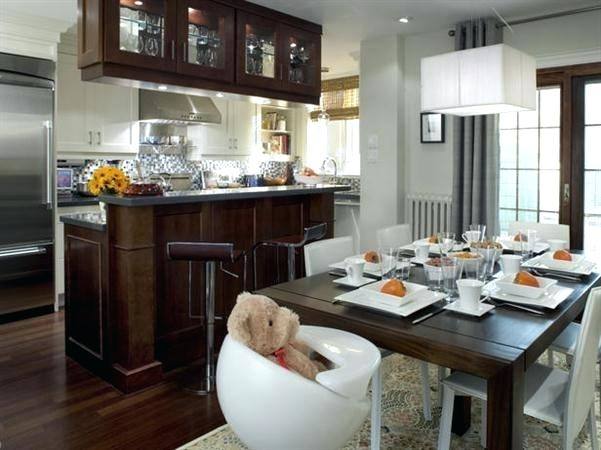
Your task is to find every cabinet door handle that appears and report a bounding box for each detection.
[182,42,187,62]
[96,131,101,146]
[171,40,175,60]
[280,64,283,80]
[88,131,93,145]
[563,183,570,204]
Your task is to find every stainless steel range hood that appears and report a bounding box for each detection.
[139,89,221,125]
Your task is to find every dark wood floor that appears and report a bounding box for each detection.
[0,312,225,450]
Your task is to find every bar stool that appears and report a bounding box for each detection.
[167,241,244,395]
[252,222,327,289]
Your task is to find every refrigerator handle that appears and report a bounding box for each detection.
[44,121,53,209]
[0,246,47,259]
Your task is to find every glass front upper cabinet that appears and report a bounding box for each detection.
[178,0,234,81]
[280,25,321,96]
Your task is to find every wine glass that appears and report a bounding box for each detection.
[437,232,456,256]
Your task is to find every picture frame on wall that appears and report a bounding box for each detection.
[420,112,445,143]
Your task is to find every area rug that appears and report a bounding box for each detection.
[181,353,599,449]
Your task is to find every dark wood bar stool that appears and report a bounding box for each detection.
[252,222,327,288]
[167,242,243,395]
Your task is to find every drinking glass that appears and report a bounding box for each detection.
[474,237,502,280]
[460,257,482,281]
[441,256,460,303]
[378,247,398,280]
[397,257,412,281]
[423,260,442,291]
[437,232,456,256]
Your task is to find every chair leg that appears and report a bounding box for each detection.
[590,404,599,450]
[437,366,448,407]
[481,400,487,448]
[547,349,554,366]
[437,385,455,450]
[370,365,382,450]
[420,361,432,421]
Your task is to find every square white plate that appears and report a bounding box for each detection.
[334,281,445,317]
[495,273,557,299]
[329,254,397,277]
[484,280,574,309]
[522,254,596,276]
[444,301,495,317]
[538,252,586,271]
[333,276,376,288]
[498,239,550,254]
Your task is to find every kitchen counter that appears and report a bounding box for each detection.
[60,212,106,232]
[57,193,99,207]
[99,184,349,206]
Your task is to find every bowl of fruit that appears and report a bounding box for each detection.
[495,271,557,299]
[294,167,325,185]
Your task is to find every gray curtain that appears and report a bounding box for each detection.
[451,18,502,236]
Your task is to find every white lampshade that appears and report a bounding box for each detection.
[421,43,536,116]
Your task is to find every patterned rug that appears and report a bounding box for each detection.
[181,353,600,449]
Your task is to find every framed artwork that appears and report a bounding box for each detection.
[420,112,445,143]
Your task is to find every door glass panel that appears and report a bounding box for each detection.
[584,81,601,259]
[119,0,165,58]
[186,6,226,69]
[244,22,275,78]
[286,34,316,86]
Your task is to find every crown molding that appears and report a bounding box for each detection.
[536,48,601,68]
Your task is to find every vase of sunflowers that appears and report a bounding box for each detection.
[88,166,130,220]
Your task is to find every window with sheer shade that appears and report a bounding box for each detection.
[310,76,359,121]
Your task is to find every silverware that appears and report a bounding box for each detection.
[412,306,445,325]
[530,268,583,282]
[485,297,545,315]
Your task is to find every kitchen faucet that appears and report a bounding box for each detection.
[321,157,337,178]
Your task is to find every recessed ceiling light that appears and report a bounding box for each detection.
[157,85,168,90]
[134,1,143,5]
[397,16,412,24]
[216,92,224,98]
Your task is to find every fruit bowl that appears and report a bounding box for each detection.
[294,174,325,185]
[495,273,557,299]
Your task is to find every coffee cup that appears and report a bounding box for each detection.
[500,254,522,276]
[462,230,481,244]
[344,257,365,283]
[456,279,484,311]
[547,239,567,251]
[414,242,430,260]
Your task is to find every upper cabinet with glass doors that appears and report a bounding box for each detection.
[77,0,321,104]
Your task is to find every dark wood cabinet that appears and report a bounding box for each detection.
[78,0,322,104]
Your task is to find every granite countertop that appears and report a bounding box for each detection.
[60,213,106,232]
[100,184,351,207]
[57,193,99,207]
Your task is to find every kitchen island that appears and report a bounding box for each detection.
[61,184,348,392]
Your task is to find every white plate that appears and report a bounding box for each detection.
[329,254,397,277]
[498,238,550,254]
[538,251,585,271]
[484,280,574,309]
[334,281,445,317]
[495,273,557,299]
[333,276,375,288]
[522,254,596,276]
[444,301,495,317]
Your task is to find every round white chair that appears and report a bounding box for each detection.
[217,325,381,450]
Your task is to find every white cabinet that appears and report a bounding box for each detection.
[55,51,138,157]
[187,99,257,158]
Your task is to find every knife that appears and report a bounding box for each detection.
[412,306,445,324]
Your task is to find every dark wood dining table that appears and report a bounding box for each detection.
[257,267,601,450]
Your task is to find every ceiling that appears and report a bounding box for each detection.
[1,0,599,77]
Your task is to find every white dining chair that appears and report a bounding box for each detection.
[437,287,601,450]
[376,224,412,249]
[304,236,355,276]
[508,221,570,247]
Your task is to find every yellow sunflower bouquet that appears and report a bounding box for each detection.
[88,166,130,196]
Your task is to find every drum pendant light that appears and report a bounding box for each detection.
[420,43,536,116]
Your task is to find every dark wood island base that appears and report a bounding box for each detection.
[61,186,346,393]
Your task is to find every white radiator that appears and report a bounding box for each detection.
[406,193,453,240]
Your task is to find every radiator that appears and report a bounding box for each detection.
[406,193,453,240]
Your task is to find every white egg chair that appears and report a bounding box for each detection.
[217,325,382,450]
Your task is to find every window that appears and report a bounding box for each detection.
[584,80,601,257]
[498,86,561,232]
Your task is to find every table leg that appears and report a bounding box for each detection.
[371,365,382,450]
[487,362,524,449]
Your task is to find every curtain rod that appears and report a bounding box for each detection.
[448,5,601,36]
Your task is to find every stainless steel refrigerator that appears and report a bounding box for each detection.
[0,53,55,321]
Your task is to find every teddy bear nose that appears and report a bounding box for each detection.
[268,320,273,327]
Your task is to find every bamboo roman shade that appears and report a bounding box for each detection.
[310,75,359,121]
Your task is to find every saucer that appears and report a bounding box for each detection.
[443,301,495,317]
[333,275,375,288]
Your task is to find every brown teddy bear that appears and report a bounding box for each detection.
[227,292,324,380]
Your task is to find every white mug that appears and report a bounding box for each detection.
[462,230,481,244]
[456,279,484,311]
[415,242,430,260]
[547,239,567,251]
[500,254,522,276]
[344,258,365,283]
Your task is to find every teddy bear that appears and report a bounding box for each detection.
[227,292,325,380]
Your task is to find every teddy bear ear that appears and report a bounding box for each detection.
[236,292,252,304]
[227,301,252,344]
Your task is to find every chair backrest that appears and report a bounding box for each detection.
[304,236,354,276]
[563,287,601,447]
[301,222,328,246]
[508,221,570,247]
[377,224,412,249]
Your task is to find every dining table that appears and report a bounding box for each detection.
[256,265,601,450]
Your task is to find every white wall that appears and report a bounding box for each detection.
[359,34,404,251]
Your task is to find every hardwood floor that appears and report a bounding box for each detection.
[0,312,225,450]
